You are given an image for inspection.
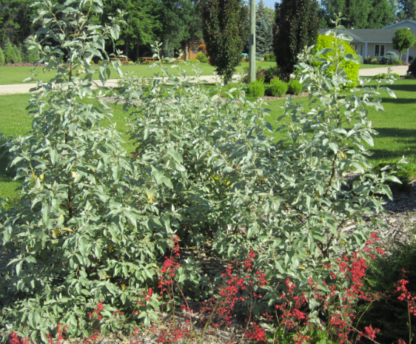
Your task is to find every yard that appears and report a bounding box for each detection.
[0,61,386,85]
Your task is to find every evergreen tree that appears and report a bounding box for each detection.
[12,44,22,63]
[0,46,4,65]
[273,0,319,73]
[4,40,14,63]
[202,0,249,84]
[256,0,273,59]
[367,0,397,28]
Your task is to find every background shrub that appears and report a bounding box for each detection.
[0,47,4,65]
[287,79,303,95]
[312,34,360,89]
[248,80,265,97]
[382,51,400,65]
[12,45,22,63]
[196,52,208,63]
[268,77,288,96]
[187,58,200,63]
[264,52,275,61]
[408,57,416,76]
[4,41,14,63]
[370,56,379,64]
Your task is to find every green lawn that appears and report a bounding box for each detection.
[1,78,415,199]
[0,62,276,85]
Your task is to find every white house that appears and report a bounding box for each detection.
[320,20,416,63]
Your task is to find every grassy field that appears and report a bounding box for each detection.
[0,62,277,85]
[1,78,415,199]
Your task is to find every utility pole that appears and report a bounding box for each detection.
[249,0,256,83]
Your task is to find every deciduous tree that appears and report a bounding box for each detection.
[392,27,416,59]
[273,0,319,73]
[202,0,249,84]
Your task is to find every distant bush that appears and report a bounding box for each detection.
[382,51,400,65]
[268,77,288,97]
[287,79,303,95]
[0,47,4,65]
[4,41,14,63]
[248,80,265,98]
[264,52,275,61]
[370,56,378,64]
[196,52,208,63]
[312,34,360,89]
[187,58,200,63]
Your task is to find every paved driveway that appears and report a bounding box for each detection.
[0,66,409,95]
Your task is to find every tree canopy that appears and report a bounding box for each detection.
[392,27,416,59]
[320,0,397,28]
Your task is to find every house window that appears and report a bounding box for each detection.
[375,44,385,57]
[192,46,198,54]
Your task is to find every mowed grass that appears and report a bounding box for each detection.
[0,62,276,85]
[1,78,416,199]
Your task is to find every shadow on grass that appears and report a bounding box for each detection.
[370,128,416,161]
[382,97,416,105]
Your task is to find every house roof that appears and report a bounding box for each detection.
[319,28,416,44]
[383,20,416,29]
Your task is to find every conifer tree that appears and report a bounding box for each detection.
[202,0,249,84]
[4,40,14,63]
[273,0,319,73]
[256,0,273,59]
[0,47,4,65]
[12,44,22,63]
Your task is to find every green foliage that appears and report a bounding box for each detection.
[22,40,39,64]
[287,79,303,95]
[248,80,265,98]
[312,34,360,89]
[202,0,249,84]
[264,52,275,62]
[4,41,15,63]
[268,77,288,96]
[195,53,208,63]
[0,9,399,343]
[392,28,416,60]
[359,243,416,343]
[370,56,379,64]
[321,0,396,28]
[12,44,22,63]
[187,58,200,63]
[273,0,319,73]
[0,47,4,65]
[382,51,400,65]
[256,0,273,59]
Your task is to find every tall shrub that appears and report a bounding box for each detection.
[273,0,319,73]
[202,0,249,84]
[0,1,167,340]
[312,33,360,89]
[4,40,15,63]
[392,27,416,60]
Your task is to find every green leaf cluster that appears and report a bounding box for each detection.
[0,46,4,65]
[312,34,360,89]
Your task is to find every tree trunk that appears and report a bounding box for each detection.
[136,43,140,62]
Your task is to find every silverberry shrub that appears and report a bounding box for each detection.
[0,6,400,343]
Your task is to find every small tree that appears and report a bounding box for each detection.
[392,28,416,61]
[0,47,5,65]
[12,44,22,63]
[202,0,249,84]
[273,0,319,73]
[4,40,15,63]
